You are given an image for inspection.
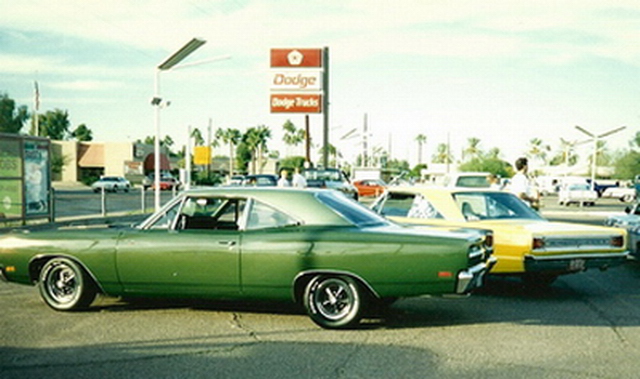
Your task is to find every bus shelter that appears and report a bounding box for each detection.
[0,133,51,224]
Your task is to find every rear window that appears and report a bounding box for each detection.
[456,176,490,188]
[316,192,388,227]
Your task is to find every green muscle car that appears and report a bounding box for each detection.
[0,188,495,329]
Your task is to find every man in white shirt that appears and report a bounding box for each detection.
[511,157,539,209]
[291,167,307,188]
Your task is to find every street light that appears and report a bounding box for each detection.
[574,125,626,190]
[152,38,206,211]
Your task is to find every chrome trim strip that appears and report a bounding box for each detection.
[525,252,629,261]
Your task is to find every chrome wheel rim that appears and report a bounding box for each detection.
[45,263,79,305]
[313,278,355,321]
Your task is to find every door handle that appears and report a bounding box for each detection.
[219,240,236,246]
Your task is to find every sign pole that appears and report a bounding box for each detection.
[322,46,329,168]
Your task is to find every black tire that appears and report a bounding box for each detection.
[303,275,365,329]
[38,258,97,311]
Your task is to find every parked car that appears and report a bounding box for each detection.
[601,185,636,203]
[0,187,494,329]
[143,174,181,191]
[90,176,131,193]
[605,202,640,259]
[558,183,598,206]
[353,179,386,197]
[149,176,181,191]
[227,175,245,186]
[371,186,628,287]
[303,168,359,200]
[241,174,278,187]
[441,172,491,188]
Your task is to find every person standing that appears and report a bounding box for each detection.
[510,157,539,209]
[277,169,291,187]
[291,167,307,188]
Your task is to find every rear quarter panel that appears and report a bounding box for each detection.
[240,225,470,299]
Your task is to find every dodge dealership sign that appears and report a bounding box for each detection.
[270,48,323,113]
[271,94,322,113]
[270,48,322,67]
[271,70,322,91]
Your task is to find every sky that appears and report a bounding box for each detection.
[1,0,639,169]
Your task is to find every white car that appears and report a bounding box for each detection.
[558,183,597,206]
[91,176,131,193]
[605,202,640,258]
[601,186,636,203]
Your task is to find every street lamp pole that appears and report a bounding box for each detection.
[152,38,206,211]
[575,125,626,190]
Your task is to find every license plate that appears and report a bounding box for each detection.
[568,258,586,271]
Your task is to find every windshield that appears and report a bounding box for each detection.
[453,191,544,220]
[316,192,389,227]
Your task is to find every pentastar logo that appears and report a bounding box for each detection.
[287,50,304,66]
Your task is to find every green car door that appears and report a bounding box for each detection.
[114,197,244,297]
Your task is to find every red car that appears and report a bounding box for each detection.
[353,179,386,197]
[150,177,181,191]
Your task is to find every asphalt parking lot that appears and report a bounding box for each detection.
[1,191,638,378]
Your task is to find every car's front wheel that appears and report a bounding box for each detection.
[38,258,97,311]
[303,275,365,329]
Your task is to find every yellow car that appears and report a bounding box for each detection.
[372,186,628,287]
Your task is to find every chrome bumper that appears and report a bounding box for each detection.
[456,256,497,294]
[524,252,629,273]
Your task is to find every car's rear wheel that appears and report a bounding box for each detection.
[38,258,97,311]
[303,275,365,329]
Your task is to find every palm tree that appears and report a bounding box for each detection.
[191,128,204,146]
[415,134,427,164]
[243,125,272,174]
[526,138,550,165]
[557,138,579,167]
[588,140,611,166]
[282,119,305,156]
[215,127,241,176]
[463,137,482,161]
[432,143,453,164]
[486,147,502,159]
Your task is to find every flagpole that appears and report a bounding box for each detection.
[34,81,40,136]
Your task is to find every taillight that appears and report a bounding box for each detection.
[532,237,545,250]
[484,233,493,249]
[611,236,624,247]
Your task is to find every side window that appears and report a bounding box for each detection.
[376,193,415,217]
[455,194,487,220]
[246,200,298,230]
[179,197,245,230]
[148,200,181,229]
[407,195,442,219]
